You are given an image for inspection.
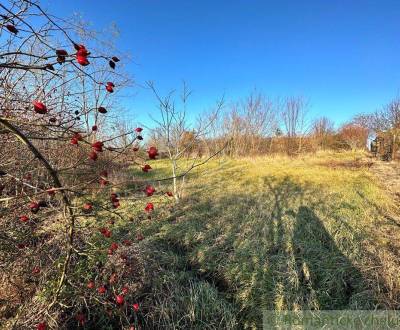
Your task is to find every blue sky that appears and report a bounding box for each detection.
[46,0,400,128]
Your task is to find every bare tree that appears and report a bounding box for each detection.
[216,91,278,156]
[281,96,308,154]
[148,81,225,200]
[311,116,335,150]
[375,100,400,159]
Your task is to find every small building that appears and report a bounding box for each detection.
[370,130,399,161]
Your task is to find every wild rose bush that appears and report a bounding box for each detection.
[0,1,169,328]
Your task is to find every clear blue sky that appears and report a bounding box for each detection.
[46,0,400,127]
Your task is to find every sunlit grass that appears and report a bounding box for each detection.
[73,151,399,328]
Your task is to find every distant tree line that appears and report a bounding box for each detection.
[147,88,400,160]
[149,91,368,157]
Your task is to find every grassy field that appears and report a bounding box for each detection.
[56,151,400,329]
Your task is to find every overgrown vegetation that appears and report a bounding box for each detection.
[19,151,393,329]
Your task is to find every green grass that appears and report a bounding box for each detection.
[42,151,399,329]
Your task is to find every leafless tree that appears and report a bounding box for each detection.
[281,96,308,154]
[311,116,335,150]
[147,81,225,200]
[214,92,278,156]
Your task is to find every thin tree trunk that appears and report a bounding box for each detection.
[392,133,396,161]
[171,159,179,201]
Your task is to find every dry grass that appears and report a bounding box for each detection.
[3,151,400,329]
[127,151,400,328]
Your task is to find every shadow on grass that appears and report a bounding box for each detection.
[90,169,385,328]
[156,175,377,328]
[292,206,366,309]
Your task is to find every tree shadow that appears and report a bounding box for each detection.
[292,206,368,309]
[152,175,380,328]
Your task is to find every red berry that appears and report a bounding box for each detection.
[37,322,47,330]
[145,185,156,197]
[83,202,93,211]
[32,266,40,274]
[144,202,154,212]
[98,107,107,114]
[6,24,18,34]
[135,127,143,133]
[73,43,86,51]
[142,164,152,172]
[92,141,104,152]
[98,285,106,294]
[100,227,112,238]
[29,202,40,213]
[110,193,119,202]
[19,215,29,222]
[77,55,89,66]
[115,294,124,305]
[132,303,139,312]
[33,101,47,114]
[147,146,158,159]
[73,132,83,140]
[56,49,68,56]
[71,133,83,145]
[76,47,89,57]
[89,151,98,161]
[87,281,95,289]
